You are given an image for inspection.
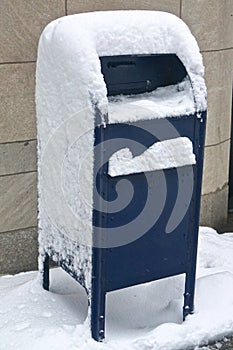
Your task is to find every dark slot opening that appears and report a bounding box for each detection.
[100,54,188,96]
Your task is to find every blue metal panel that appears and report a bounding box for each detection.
[91,112,206,340]
[93,116,202,281]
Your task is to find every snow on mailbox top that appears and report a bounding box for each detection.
[37,10,206,133]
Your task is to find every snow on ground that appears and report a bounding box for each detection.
[1,227,233,350]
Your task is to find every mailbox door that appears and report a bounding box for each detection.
[92,114,206,292]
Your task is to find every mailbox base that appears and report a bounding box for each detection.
[42,259,196,341]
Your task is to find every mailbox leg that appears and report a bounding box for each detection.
[91,288,106,341]
[183,206,200,320]
[183,251,196,320]
[183,289,194,320]
[42,253,50,291]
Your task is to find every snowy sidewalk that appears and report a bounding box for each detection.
[198,338,233,350]
[1,227,233,350]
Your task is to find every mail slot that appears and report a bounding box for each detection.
[36,11,207,342]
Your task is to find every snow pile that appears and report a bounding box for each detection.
[108,137,196,177]
[1,227,233,350]
[108,80,196,124]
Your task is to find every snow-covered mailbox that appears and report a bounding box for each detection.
[36,11,207,341]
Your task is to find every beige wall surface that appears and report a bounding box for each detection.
[0,0,66,274]
[0,0,232,274]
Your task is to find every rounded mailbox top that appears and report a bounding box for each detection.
[37,11,206,128]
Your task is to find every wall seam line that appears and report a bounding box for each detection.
[0,139,37,146]
[202,183,228,197]
[0,170,37,178]
[201,47,233,54]
[65,0,68,15]
[205,138,230,148]
[0,226,38,236]
[0,60,36,66]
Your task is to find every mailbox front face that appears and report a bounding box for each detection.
[93,115,204,292]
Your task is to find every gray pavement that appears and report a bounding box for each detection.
[196,338,233,350]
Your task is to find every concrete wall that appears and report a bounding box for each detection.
[0,0,232,274]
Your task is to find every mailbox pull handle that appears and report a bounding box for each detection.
[107,61,136,69]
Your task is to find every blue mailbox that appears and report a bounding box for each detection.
[36,11,207,342]
[90,54,206,340]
